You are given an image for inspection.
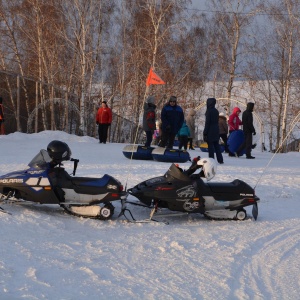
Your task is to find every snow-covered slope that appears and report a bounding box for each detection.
[0,131,299,299]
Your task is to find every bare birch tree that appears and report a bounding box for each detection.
[207,0,262,110]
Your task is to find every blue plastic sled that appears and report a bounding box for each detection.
[151,147,191,163]
[199,142,225,153]
[122,145,154,160]
[227,130,246,155]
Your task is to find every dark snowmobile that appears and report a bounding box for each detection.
[0,140,126,219]
[126,157,259,221]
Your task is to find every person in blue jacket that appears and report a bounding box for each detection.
[203,97,224,164]
[177,120,190,150]
[160,96,184,149]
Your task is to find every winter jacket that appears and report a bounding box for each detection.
[96,106,112,124]
[186,109,196,139]
[228,107,242,131]
[177,121,190,137]
[242,103,256,134]
[203,98,220,142]
[161,102,184,134]
[218,115,228,135]
[143,102,156,131]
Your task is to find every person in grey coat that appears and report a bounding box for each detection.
[186,109,196,150]
[143,96,156,147]
[203,98,223,164]
[218,112,229,153]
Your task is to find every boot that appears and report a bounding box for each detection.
[189,138,195,150]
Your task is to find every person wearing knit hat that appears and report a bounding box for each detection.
[96,100,112,144]
[160,96,184,149]
[143,95,157,147]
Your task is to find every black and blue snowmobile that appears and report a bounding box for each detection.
[0,140,126,219]
[126,157,259,221]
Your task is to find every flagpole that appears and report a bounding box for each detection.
[123,66,165,190]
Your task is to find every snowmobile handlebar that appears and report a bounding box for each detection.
[70,158,79,176]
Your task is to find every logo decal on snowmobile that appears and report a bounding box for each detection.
[240,193,254,196]
[28,170,44,174]
[183,200,199,211]
[155,186,173,191]
[177,185,196,198]
[0,178,23,184]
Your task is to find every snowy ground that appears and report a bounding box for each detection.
[0,131,299,300]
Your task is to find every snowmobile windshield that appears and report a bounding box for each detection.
[28,149,52,169]
[165,163,191,182]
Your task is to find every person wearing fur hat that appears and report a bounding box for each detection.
[96,101,112,144]
[218,112,229,153]
[143,95,156,147]
[203,98,224,164]
[160,96,184,149]
[186,108,196,150]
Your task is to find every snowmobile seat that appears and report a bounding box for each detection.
[205,179,254,200]
[48,167,110,190]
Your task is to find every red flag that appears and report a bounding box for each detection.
[146,67,165,86]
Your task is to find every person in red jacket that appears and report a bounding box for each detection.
[227,107,242,156]
[228,107,242,133]
[96,101,112,144]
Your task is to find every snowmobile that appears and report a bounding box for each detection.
[126,157,259,221]
[0,140,126,219]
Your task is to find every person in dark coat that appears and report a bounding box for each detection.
[143,96,156,147]
[218,112,229,153]
[160,96,184,149]
[203,98,223,164]
[235,102,256,159]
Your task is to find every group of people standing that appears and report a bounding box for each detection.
[205,98,256,164]
[143,95,197,151]
[96,95,256,164]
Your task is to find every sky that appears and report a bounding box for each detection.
[0,130,300,299]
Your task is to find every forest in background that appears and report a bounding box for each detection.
[0,0,300,152]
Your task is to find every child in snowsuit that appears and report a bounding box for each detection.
[177,120,190,150]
